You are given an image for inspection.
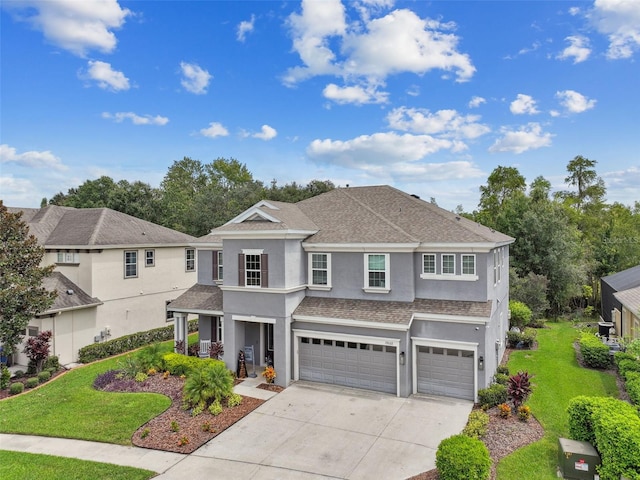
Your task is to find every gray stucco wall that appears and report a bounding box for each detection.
[414,252,489,302]
[197,250,214,285]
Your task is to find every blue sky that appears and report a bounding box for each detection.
[1,0,639,211]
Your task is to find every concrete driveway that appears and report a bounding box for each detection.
[157,381,472,480]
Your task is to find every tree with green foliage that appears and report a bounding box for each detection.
[559,155,606,211]
[0,202,56,363]
[477,166,526,227]
[509,268,550,320]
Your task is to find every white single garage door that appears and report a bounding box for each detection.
[298,336,397,394]
[416,345,474,400]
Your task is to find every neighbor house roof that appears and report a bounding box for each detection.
[167,284,223,314]
[38,272,102,315]
[208,186,513,246]
[9,205,195,248]
[602,265,640,292]
[614,285,640,316]
[293,296,492,328]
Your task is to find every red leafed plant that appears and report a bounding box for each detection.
[22,330,52,373]
[507,371,533,408]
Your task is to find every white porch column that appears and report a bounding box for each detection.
[174,313,188,353]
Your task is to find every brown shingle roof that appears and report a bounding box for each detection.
[40,272,102,314]
[293,296,492,326]
[168,284,223,313]
[211,200,318,234]
[10,205,195,247]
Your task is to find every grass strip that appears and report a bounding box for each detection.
[496,321,619,479]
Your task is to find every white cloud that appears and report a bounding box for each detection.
[406,85,420,97]
[591,0,640,59]
[180,62,212,95]
[253,125,278,140]
[4,0,131,57]
[556,90,597,113]
[489,123,553,154]
[237,14,255,42]
[510,94,540,115]
[200,122,229,138]
[602,165,640,205]
[569,7,581,16]
[82,60,130,91]
[0,175,35,205]
[102,112,169,125]
[557,35,591,63]
[322,83,389,105]
[468,96,486,108]
[0,144,68,171]
[387,107,490,139]
[284,1,475,96]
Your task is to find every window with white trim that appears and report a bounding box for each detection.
[493,249,499,285]
[238,252,268,287]
[124,250,137,278]
[310,253,331,287]
[462,254,476,276]
[213,251,223,281]
[246,254,262,286]
[422,254,436,274]
[442,254,455,275]
[145,249,155,267]
[56,252,79,264]
[365,253,389,290]
[185,248,195,272]
[217,317,224,342]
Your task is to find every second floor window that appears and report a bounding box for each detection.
[462,254,476,275]
[124,250,137,278]
[366,254,388,289]
[442,254,455,275]
[238,252,268,287]
[212,250,224,281]
[57,252,79,264]
[422,254,436,274]
[245,254,261,286]
[185,248,195,272]
[310,253,330,286]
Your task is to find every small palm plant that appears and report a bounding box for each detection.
[183,362,234,411]
[507,371,533,409]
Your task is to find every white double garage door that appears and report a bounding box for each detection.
[295,331,476,400]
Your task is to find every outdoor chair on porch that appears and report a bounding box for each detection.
[199,339,211,358]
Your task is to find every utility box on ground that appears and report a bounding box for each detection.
[558,438,601,480]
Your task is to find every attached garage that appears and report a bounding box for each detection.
[413,339,477,401]
[294,331,399,395]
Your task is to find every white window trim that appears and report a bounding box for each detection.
[145,249,155,267]
[124,250,138,279]
[461,253,476,277]
[56,252,80,264]
[185,248,196,272]
[217,316,224,343]
[441,253,456,276]
[217,251,224,281]
[422,253,436,275]
[363,253,390,293]
[245,253,262,287]
[308,253,332,290]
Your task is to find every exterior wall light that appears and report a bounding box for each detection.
[478,355,484,371]
[400,351,405,366]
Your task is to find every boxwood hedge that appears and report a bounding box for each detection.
[579,333,610,369]
[436,434,490,480]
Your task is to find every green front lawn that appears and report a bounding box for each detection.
[0,351,171,445]
[497,321,619,479]
[0,450,155,480]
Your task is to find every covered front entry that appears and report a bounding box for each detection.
[412,338,477,401]
[294,330,399,395]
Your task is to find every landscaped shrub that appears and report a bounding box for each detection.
[624,371,640,407]
[614,351,638,367]
[506,328,537,348]
[183,362,233,409]
[496,364,510,376]
[227,392,243,408]
[478,383,507,408]
[93,370,123,390]
[163,353,221,377]
[626,339,640,359]
[12,370,25,379]
[0,364,10,390]
[509,301,532,329]
[579,333,611,369]
[493,373,509,385]
[38,370,51,383]
[508,371,533,408]
[436,434,491,480]
[136,344,166,372]
[208,399,222,416]
[462,410,489,439]
[517,405,531,422]
[567,396,640,480]
[25,377,39,389]
[9,382,24,395]
[134,372,148,383]
[43,355,60,372]
[618,358,640,377]
[498,403,511,418]
[23,330,53,373]
[77,320,198,363]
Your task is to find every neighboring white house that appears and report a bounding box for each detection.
[7,205,197,365]
[169,186,515,401]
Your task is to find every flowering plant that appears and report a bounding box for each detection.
[261,366,276,383]
[498,402,511,418]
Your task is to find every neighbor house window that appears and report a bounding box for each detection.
[309,253,331,287]
[442,254,455,275]
[462,254,476,276]
[238,252,268,287]
[56,252,79,264]
[422,254,436,274]
[212,251,223,281]
[185,248,195,272]
[145,249,155,267]
[365,253,389,290]
[124,250,138,278]
[165,300,174,320]
[493,249,499,285]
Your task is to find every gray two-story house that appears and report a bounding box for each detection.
[169,186,514,401]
